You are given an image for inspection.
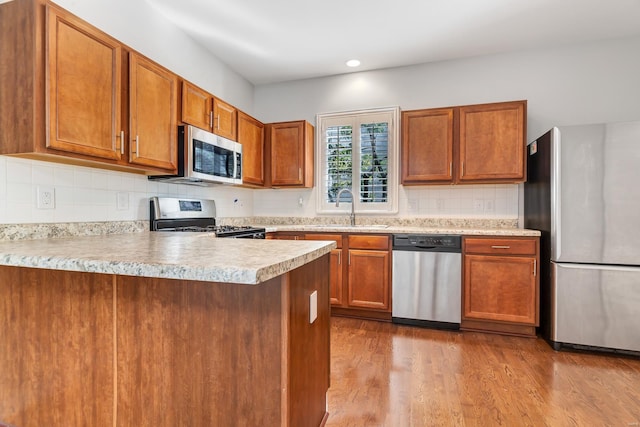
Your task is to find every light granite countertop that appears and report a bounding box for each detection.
[0,232,336,285]
[258,224,541,236]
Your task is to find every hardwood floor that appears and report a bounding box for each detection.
[326,317,640,427]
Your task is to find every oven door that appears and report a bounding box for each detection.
[188,126,242,185]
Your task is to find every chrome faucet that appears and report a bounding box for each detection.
[336,188,356,226]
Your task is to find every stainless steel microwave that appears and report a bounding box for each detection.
[149,125,242,186]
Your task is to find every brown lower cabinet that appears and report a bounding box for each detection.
[0,258,330,427]
[266,231,304,240]
[461,236,540,337]
[306,233,392,321]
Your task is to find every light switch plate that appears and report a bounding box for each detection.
[309,290,318,324]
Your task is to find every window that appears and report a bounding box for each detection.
[317,107,399,214]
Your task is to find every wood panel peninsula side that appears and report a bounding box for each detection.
[0,233,334,427]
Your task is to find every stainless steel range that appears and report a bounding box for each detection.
[150,197,266,239]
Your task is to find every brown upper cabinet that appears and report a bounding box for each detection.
[46,4,124,161]
[237,111,265,186]
[401,108,454,182]
[265,120,314,188]
[180,81,238,140]
[213,98,238,141]
[0,0,177,174]
[128,53,178,171]
[181,81,212,131]
[401,100,527,185]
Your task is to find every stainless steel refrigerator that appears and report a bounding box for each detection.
[524,120,640,354]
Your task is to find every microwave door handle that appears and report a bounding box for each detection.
[226,153,234,177]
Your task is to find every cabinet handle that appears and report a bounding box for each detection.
[338,251,341,265]
[299,167,302,181]
[491,245,511,249]
[132,135,139,154]
[461,162,465,177]
[216,114,220,130]
[209,111,214,129]
[533,259,537,276]
[449,162,452,177]
[117,131,125,154]
[348,251,351,265]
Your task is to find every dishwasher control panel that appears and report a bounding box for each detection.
[392,234,461,252]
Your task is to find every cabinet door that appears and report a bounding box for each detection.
[46,6,123,160]
[213,98,237,140]
[458,101,526,183]
[401,108,454,183]
[463,254,537,325]
[347,249,390,311]
[181,81,212,131]
[306,234,344,306]
[268,121,314,187]
[328,248,344,306]
[238,111,265,186]
[129,53,178,171]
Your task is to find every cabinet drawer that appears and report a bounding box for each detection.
[305,233,342,248]
[348,235,389,250]
[464,237,536,256]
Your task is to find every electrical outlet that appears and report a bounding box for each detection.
[485,200,495,213]
[473,199,484,212]
[408,199,419,212]
[436,199,445,211]
[37,186,55,209]
[309,290,318,324]
[116,192,129,210]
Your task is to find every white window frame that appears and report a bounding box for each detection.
[316,106,399,214]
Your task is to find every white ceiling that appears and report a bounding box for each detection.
[147,0,640,85]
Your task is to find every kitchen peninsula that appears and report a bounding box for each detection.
[0,232,335,427]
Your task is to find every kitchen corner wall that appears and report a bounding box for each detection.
[253,35,640,221]
[0,156,254,224]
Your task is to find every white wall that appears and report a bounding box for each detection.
[0,0,255,224]
[253,36,640,219]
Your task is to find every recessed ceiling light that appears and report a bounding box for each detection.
[346,59,361,68]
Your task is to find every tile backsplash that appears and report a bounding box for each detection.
[0,156,254,224]
[399,185,519,218]
[0,156,519,224]
[252,184,519,219]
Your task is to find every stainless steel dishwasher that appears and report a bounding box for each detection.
[392,234,462,329]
